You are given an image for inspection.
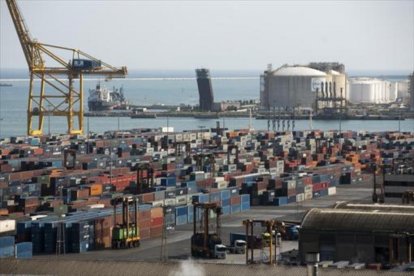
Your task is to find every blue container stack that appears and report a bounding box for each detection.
[17,220,32,242]
[175,206,188,225]
[15,242,33,259]
[31,221,45,253]
[273,196,288,206]
[241,194,250,211]
[209,192,221,203]
[44,221,58,253]
[69,221,93,253]
[187,205,194,223]
[164,206,176,230]
[0,236,15,258]
[192,194,209,203]
[161,177,176,187]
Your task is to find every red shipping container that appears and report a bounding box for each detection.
[230,195,241,205]
[151,217,164,227]
[142,193,155,203]
[139,210,151,220]
[151,207,163,218]
[150,225,163,238]
[140,228,151,240]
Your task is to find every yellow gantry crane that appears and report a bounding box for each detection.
[6,0,127,135]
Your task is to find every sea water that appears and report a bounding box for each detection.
[0,70,412,137]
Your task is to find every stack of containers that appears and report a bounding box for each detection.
[93,215,111,249]
[0,236,14,258]
[150,207,163,238]
[44,221,59,253]
[138,205,151,240]
[16,220,32,242]
[220,189,231,215]
[240,194,250,211]
[69,221,93,253]
[15,242,33,259]
[230,194,241,213]
[31,221,45,254]
[187,205,194,223]
[164,206,175,230]
[175,205,188,225]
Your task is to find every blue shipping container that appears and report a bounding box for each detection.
[15,242,33,259]
[288,196,296,204]
[221,198,230,206]
[222,205,231,215]
[192,194,209,203]
[176,215,188,226]
[231,205,241,214]
[241,194,250,203]
[209,192,221,202]
[176,206,188,217]
[273,197,288,206]
[241,201,250,211]
[220,190,231,200]
[0,236,15,258]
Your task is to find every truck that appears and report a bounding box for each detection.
[227,239,247,254]
[229,232,262,249]
[191,202,226,259]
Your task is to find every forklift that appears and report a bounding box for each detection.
[191,202,226,259]
[111,196,140,249]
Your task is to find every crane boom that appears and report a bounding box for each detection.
[6,0,43,69]
[6,0,127,135]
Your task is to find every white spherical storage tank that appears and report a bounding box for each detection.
[263,66,327,109]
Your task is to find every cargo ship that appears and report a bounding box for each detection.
[88,84,128,111]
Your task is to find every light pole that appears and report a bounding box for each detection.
[48,104,51,136]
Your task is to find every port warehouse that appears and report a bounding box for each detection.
[299,207,414,265]
[0,128,413,258]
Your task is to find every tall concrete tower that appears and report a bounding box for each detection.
[196,69,214,111]
[410,72,414,111]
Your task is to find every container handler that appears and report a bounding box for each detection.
[111,196,140,249]
[191,202,226,259]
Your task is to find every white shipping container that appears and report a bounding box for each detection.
[89,204,105,209]
[304,185,313,193]
[203,132,211,140]
[175,195,187,206]
[164,198,176,206]
[328,187,337,195]
[175,134,183,142]
[183,133,191,141]
[151,200,164,207]
[216,181,228,189]
[0,219,16,233]
[215,177,225,182]
[296,193,305,202]
[304,191,313,200]
[190,133,197,141]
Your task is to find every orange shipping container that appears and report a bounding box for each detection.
[89,183,103,196]
[151,207,163,218]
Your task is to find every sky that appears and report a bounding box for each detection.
[1,0,413,73]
